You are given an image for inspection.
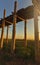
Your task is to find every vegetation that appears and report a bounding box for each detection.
[0,39,35,65]
[2,39,35,61]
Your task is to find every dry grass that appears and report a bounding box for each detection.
[0,39,39,65]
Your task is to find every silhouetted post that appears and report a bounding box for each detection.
[0,9,6,48]
[32,0,39,61]
[34,6,39,62]
[12,1,17,51]
[24,20,27,46]
[6,26,9,44]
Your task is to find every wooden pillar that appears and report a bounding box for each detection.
[24,20,27,46]
[34,4,39,61]
[12,1,17,51]
[0,9,6,48]
[6,26,9,44]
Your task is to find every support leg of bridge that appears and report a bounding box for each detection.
[6,26,9,44]
[24,20,27,46]
[34,6,39,61]
[12,1,17,52]
[0,9,6,48]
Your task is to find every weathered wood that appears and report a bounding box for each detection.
[32,0,39,62]
[12,1,17,51]
[34,6,39,62]
[17,15,25,21]
[24,20,27,46]
[0,9,6,48]
[6,26,9,44]
[6,20,13,25]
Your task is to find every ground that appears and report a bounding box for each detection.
[0,39,40,65]
[0,49,40,65]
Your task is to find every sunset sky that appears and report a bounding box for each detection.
[0,0,40,40]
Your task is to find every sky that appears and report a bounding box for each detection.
[0,0,40,40]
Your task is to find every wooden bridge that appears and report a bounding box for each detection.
[0,0,40,62]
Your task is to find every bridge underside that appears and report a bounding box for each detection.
[0,5,40,28]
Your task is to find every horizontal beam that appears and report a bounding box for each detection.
[17,15,25,21]
[6,20,13,25]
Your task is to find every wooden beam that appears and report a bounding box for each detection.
[12,1,17,51]
[0,9,6,48]
[17,15,25,21]
[6,20,13,25]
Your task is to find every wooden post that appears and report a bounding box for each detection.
[24,20,27,46]
[0,9,6,48]
[6,26,9,44]
[34,7,39,60]
[12,1,17,51]
[32,0,39,61]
